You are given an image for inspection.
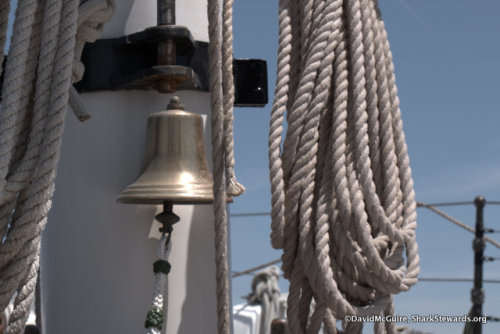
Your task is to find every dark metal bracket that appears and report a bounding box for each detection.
[74,25,268,107]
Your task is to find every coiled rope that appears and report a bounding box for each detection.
[268,0,420,333]
[0,1,113,332]
[207,0,245,332]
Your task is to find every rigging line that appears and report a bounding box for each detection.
[394,0,433,32]
[231,259,281,278]
[416,201,473,207]
[230,200,500,217]
[231,271,253,277]
[230,212,271,218]
[417,202,500,249]
[232,269,500,284]
[416,200,500,207]
[232,256,500,283]
[419,278,500,284]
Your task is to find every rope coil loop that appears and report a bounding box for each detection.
[268,0,420,333]
[0,1,113,332]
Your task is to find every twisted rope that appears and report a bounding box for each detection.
[0,1,78,332]
[268,0,420,333]
[207,0,245,332]
[0,1,113,332]
[69,0,115,121]
[221,0,245,197]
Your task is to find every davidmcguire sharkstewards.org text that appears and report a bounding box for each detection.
[344,314,488,324]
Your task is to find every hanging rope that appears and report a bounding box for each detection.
[69,0,115,122]
[207,0,245,332]
[268,0,420,333]
[0,1,113,333]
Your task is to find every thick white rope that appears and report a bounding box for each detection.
[208,0,230,332]
[268,0,420,333]
[207,0,245,332]
[69,0,115,122]
[221,0,245,197]
[0,1,78,332]
[0,1,113,332]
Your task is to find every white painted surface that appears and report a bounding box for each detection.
[41,1,217,333]
[100,0,208,42]
[176,1,209,42]
[233,304,261,334]
[100,0,157,38]
[233,297,289,334]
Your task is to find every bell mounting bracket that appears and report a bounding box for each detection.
[74,25,268,107]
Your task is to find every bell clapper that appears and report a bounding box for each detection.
[155,201,180,246]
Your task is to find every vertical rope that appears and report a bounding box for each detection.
[0,1,114,332]
[208,0,245,332]
[0,0,47,312]
[269,0,292,250]
[208,0,231,332]
[221,0,244,197]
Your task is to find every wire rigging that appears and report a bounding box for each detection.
[232,260,500,284]
[417,202,500,249]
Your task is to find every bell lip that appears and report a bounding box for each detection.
[116,194,214,205]
[150,109,201,118]
[116,194,233,205]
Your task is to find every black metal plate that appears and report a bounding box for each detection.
[73,27,268,108]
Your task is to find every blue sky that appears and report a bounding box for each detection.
[229,1,500,333]
[4,0,500,333]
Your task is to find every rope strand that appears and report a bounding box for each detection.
[208,0,245,332]
[0,1,114,332]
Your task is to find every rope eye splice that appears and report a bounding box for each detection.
[144,202,178,334]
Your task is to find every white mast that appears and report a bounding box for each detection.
[41,0,219,332]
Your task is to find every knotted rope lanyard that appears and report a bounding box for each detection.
[144,232,172,334]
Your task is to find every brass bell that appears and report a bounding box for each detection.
[117,96,214,205]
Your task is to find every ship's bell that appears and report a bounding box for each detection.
[117,97,214,205]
